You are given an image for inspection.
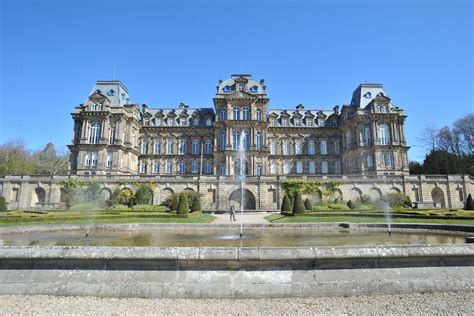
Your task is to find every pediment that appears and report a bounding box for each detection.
[89,92,109,102]
[224,90,257,99]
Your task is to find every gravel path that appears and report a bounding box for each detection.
[1,292,473,315]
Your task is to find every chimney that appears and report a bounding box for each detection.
[142,103,148,112]
[333,105,340,114]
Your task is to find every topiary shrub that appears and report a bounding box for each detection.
[360,194,372,205]
[171,195,180,212]
[281,193,291,213]
[177,194,189,214]
[304,198,313,212]
[385,193,410,208]
[465,193,474,211]
[0,196,7,211]
[135,184,153,205]
[347,199,355,210]
[191,197,202,212]
[293,192,305,214]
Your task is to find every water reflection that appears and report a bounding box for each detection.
[0,229,465,247]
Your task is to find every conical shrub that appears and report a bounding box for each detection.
[293,192,305,214]
[281,193,291,213]
[191,197,202,212]
[177,194,189,214]
[304,198,313,212]
[347,199,355,210]
[0,196,6,211]
[465,193,474,211]
[171,194,179,211]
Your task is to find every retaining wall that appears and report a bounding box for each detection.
[0,244,473,298]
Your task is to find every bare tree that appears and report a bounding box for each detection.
[416,124,439,154]
[453,113,474,155]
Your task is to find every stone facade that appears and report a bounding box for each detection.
[0,74,472,210]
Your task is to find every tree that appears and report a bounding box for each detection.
[281,193,291,213]
[409,161,423,174]
[416,125,438,155]
[191,196,202,212]
[453,114,474,155]
[177,194,189,214]
[171,195,180,211]
[292,192,305,214]
[347,200,355,209]
[0,197,7,211]
[304,198,313,211]
[0,139,37,176]
[31,143,69,175]
[135,184,153,205]
[465,194,474,211]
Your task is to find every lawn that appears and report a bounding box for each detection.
[265,209,474,225]
[0,210,216,226]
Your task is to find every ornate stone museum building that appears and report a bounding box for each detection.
[1,74,472,210]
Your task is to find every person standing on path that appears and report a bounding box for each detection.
[230,205,236,221]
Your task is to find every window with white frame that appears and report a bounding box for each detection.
[178,140,187,155]
[204,161,212,174]
[192,161,199,174]
[364,126,371,145]
[334,141,340,155]
[282,118,289,127]
[204,139,212,154]
[219,165,226,175]
[378,124,390,145]
[181,118,188,126]
[242,107,250,120]
[232,130,240,150]
[367,154,374,169]
[243,130,250,150]
[153,161,160,174]
[294,118,301,127]
[256,165,262,176]
[139,161,147,174]
[321,161,328,174]
[283,161,291,174]
[270,162,277,174]
[154,141,161,154]
[193,117,200,126]
[166,161,173,174]
[308,140,315,155]
[220,131,226,150]
[309,161,316,174]
[166,140,174,154]
[156,118,162,126]
[296,161,303,174]
[295,141,303,155]
[381,152,394,168]
[334,161,341,174]
[256,109,262,121]
[220,109,227,121]
[109,126,116,144]
[141,141,148,154]
[319,119,325,127]
[270,118,277,127]
[88,122,101,144]
[144,118,150,126]
[270,140,277,154]
[178,161,186,174]
[307,119,313,127]
[233,107,240,120]
[106,153,112,167]
[205,118,212,126]
[256,132,262,150]
[85,152,98,166]
[283,140,290,155]
[320,140,327,155]
[168,118,175,126]
[192,140,200,155]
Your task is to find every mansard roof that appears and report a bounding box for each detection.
[146,107,215,117]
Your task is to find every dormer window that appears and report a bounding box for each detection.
[282,118,289,127]
[156,118,162,126]
[250,85,258,93]
[364,92,372,98]
[377,92,384,97]
[270,118,277,127]
[307,119,313,127]
[223,85,232,93]
[107,89,115,96]
[181,118,188,126]
[205,118,212,126]
[144,119,150,126]
[96,89,101,94]
[168,118,175,126]
[239,84,244,91]
[193,118,200,126]
[294,118,301,127]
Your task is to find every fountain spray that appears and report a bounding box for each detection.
[238,130,247,240]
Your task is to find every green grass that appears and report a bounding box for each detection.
[0,210,215,226]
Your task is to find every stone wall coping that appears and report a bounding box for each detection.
[1,244,473,262]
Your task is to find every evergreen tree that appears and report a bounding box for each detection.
[465,193,474,211]
[281,193,291,213]
[304,198,313,212]
[293,192,305,214]
[177,194,189,214]
[0,196,7,211]
[347,199,355,210]
[171,194,180,211]
[191,196,202,212]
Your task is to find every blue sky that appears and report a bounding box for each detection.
[1,0,472,161]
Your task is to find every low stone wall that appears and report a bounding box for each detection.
[0,244,473,298]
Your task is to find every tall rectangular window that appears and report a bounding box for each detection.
[178,140,187,155]
[320,140,327,155]
[192,161,199,174]
[153,161,160,174]
[309,161,316,174]
[154,141,161,154]
[141,141,148,154]
[139,162,147,174]
[270,141,277,154]
[106,153,112,167]
[166,161,173,174]
[109,126,116,144]
[308,141,315,155]
[166,140,174,154]
[334,141,340,155]
[204,140,212,154]
[192,140,200,155]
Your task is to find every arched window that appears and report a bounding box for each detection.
[295,141,303,155]
[334,161,341,174]
[178,161,186,174]
[296,161,303,174]
[256,132,262,150]
[345,130,352,147]
[205,118,212,126]
[219,164,226,175]
[140,140,148,154]
[309,161,316,174]
[283,140,290,155]
[191,161,199,174]
[283,161,291,174]
[220,109,227,121]
[243,130,251,149]
[204,161,212,174]
[256,164,262,176]
[294,118,301,127]
[364,126,371,145]
[204,139,212,154]
[220,131,226,150]
[378,124,390,145]
[334,141,340,155]
[88,122,101,144]
[308,140,315,155]
[232,130,241,150]
[320,140,327,155]
[153,161,160,174]
[192,140,200,155]
[166,161,173,174]
[166,140,174,154]
[193,117,200,126]
[242,107,250,120]
[321,161,328,174]
[233,107,240,120]
[178,140,187,155]
[256,109,262,121]
[154,140,161,154]
[270,162,277,174]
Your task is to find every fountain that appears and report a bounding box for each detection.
[237,129,247,239]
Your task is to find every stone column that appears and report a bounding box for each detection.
[371,121,377,145]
